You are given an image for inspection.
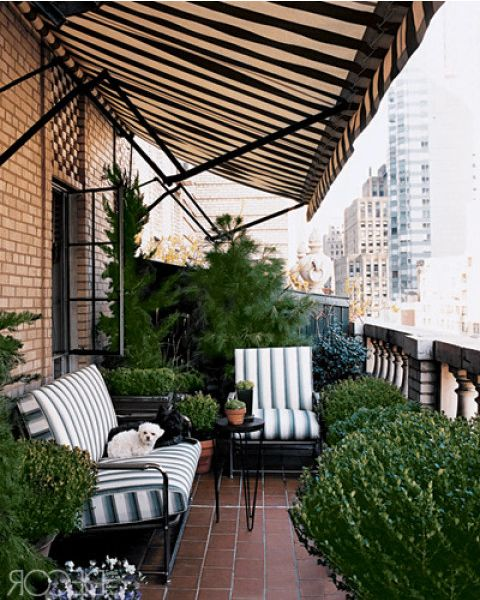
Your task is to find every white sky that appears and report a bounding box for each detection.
[308,0,480,237]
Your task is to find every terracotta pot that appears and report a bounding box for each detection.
[225,408,246,426]
[197,439,214,474]
[35,533,57,557]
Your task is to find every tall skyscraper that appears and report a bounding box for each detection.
[387,74,432,302]
[335,166,389,316]
[387,69,473,302]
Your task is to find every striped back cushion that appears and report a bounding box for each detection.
[18,365,117,462]
[235,347,313,411]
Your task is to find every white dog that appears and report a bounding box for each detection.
[107,422,164,459]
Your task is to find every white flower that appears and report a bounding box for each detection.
[89,560,97,567]
[65,561,75,571]
[125,564,136,575]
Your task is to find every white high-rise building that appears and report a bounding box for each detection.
[387,72,473,302]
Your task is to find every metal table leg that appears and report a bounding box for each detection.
[235,430,264,531]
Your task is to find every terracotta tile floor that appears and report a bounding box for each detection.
[141,473,346,600]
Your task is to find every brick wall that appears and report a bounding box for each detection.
[0,4,139,389]
[0,3,53,390]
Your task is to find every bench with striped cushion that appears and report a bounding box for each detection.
[235,347,320,441]
[17,365,200,528]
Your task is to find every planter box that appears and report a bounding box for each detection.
[112,395,172,421]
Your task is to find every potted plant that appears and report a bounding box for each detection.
[103,367,176,419]
[47,558,144,599]
[235,379,254,418]
[177,392,218,473]
[224,397,246,426]
[18,440,97,556]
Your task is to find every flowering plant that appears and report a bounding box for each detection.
[46,558,144,599]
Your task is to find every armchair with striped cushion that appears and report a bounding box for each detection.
[16,364,200,582]
[234,346,320,466]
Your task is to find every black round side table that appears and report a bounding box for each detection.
[214,417,264,531]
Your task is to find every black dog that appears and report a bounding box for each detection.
[154,403,187,447]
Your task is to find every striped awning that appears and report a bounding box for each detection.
[18,1,442,220]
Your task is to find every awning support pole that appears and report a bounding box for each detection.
[0,57,60,95]
[0,70,107,168]
[212,202,307,242]
[165,101,347,185]
[106,75,220,234]
[82,88,215,241]
[107,75,184,177]
[146,184,181,214]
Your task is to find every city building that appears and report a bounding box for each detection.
[335,166,389,316]
[179,170,307,267]
[323,225,344,261]
[387,71,473,302]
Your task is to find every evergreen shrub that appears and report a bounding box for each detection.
[177,392,218,439]
[291,410,480,599]
[312,320,366,389]
[321,376,407,431]
[103,367,176,396]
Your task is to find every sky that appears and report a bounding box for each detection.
[308,0,480,238]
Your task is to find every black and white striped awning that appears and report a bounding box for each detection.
[18,1,441,220]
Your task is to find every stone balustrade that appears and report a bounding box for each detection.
[356,321,480,417]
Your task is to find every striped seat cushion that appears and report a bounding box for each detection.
[83,441,201,527]
[248,408,319,441]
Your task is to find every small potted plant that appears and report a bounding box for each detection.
[177,392,219,473]
[235,380,254,419]
[224,397,246,426]
[18,440,97,556]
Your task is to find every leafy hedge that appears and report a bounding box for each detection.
[321,376,407,432]
[327,401,420,445]
[291,410,480,599]
[103,367,176,396]
[173,369,205,393]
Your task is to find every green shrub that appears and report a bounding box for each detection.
[327,402,421,445]
[236,379,254,390]
[291,411,480,599]
[321,376,407,431]
[173,369,205,393]
[0,415,50,599]
[18,440,97,542]
[225,398,246,410]
[312,321,366,389]
[177,392,218,439]
[103,367,176,396]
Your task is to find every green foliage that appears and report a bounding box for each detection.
[18,440,97,542]
[177,392,219,439]
[98,165,179,368]
[235,379,254,390]
[103,367,176,396]
[312,320,366,389]
[0,311,40,390]
[186,214,313,378]
[0,414,50,599]
[103,367,205,396]
[327,402,420,446]
[321,376,407,431]
[225,398,246,410]
[173,369,205,393]
[291,411,480,599]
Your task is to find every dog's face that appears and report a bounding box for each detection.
[138,422,164,446]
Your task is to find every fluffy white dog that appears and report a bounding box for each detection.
[107,422,164,459]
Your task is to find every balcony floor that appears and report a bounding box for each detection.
[140,472,346,600]
[52,472,345,600]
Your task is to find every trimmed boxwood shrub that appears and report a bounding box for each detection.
[327,401,420,445]
[103,367,176,396]
[173,369,205,393]
[291,410,480,599]
[321,376,407,431]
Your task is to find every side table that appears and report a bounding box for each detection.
[214,417,264,531]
